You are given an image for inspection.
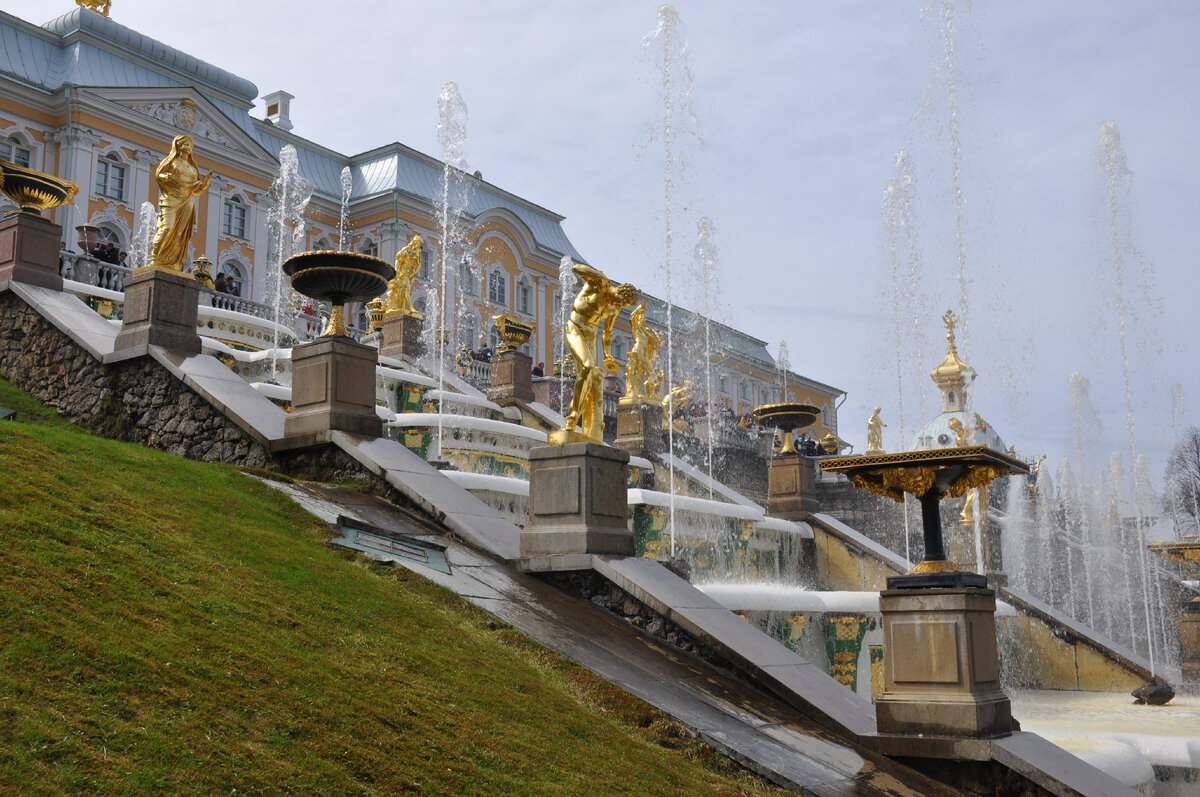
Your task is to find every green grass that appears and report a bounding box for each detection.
[0,380,786,795]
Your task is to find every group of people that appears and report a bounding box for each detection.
[213,273,240,297]
[89,242,126,266]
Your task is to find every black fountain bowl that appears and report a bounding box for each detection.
[751,401,821,431]
[282,250,395,304]
[0,158,79,216]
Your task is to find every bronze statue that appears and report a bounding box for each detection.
[866,407,886,454]
[386,234,424,318]
[621,302,654,404]
[148,135,212,271]
[558,262,638,443]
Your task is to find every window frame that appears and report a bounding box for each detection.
[94,152,127,201]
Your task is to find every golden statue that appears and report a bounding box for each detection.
[1030,454,1047,498]
[661,378,693,433]
[76,0,111,16]
[386,234,424,318]
[554,262,638,444]
[645,366,664,405]
[960,486,988,527]
[148,135,212,271]
[621,302,655,405]
[947,417,970,447]
[866,407,886,454]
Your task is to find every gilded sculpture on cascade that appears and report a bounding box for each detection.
[76,0,111,16]
[866,407,886,454]
[554,262,638,444]
[386,234,424,318]
[621,302,655,405]
[148,135,212,271]
[661,378,693,433]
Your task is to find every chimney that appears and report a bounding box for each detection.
[262,90,294,131]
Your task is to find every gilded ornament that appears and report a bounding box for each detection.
[947,417,970,447]
[75,0,111,16]
[620,302,656,405]
[866,406,886,454]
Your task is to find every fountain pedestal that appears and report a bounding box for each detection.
[519,442,632,569]
[0,214,64,291]
[766,455,817,518]
[488,348,533,405]
[113,268,202,354]
[876,587,1012,738]
[285,337,382,438]
[378,313,423,360]
[615,401,664,456]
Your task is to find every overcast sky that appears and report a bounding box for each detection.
[8,1,1199,511]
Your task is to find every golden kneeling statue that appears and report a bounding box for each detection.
[386,234,424,318]
[148,135,212,271]
[947,417,970,447]
[557,262,638,444]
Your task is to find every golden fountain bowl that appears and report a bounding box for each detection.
[751,401,821,433]
[0,159,79,217]
[492,313,535,351]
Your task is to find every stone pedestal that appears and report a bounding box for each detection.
[0,213,64,291]
[615,401,664,456]
[520,442,632,566]
[876,587,1011,739]
[1182,598,1200,686]
[378,313,423,360]
[765,454,817,518]
[488,348,533,404]
[285,337,382,438]
[113,267,202,354]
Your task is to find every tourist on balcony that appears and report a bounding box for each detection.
[117,251,127,267]
[532,362,545,377]
[214,273,228,293]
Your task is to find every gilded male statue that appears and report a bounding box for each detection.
[621,302,654,404]
[559,262,638,443]
[386,234,424,318]
[148,135,212,271]
[947,417,970,447]
[866,407,886,454]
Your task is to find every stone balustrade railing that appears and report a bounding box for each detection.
[56,254,365,344]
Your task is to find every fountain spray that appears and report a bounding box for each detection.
[265,145,313,383]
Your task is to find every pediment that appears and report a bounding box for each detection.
[77,86,273,166]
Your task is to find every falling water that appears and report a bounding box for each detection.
[431,82,470,460]
[265,145,313,382]
[555,255,576,414]
[694,217,718,498]
[128,201,157,270]
[644,3,702,556]
[337,166,352,251]
[1096,120,1159,673]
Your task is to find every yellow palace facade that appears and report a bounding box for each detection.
[0,5,842,442]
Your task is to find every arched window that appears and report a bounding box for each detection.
[457,315,478,348]
[315,236,334,251]
[95,152,127,201]
[219,260,246,297]
[222,195,247,238]
[0,135,31,167]
[487,268,506,304]
[359,238,378,257]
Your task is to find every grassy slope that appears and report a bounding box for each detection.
[0,379,786,795]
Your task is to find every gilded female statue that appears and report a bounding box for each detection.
[386,234,424,318]
[558,262,638,443]
[148,135,212,271]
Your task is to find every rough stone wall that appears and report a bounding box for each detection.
[0,292,270,467]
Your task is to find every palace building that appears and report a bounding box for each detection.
[0,5,842,440]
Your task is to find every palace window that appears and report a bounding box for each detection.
[360,238,378,257]
[459,258,477,295]
[418,245,431,279]
[95,153,126,201]
[219,260,246,296]
[0,136,31,167]
[488,268,506,304]
[719,375,730,395]
[222,195,247,238]
[517,280,532,315]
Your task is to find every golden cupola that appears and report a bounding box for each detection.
[930,309,975,413]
